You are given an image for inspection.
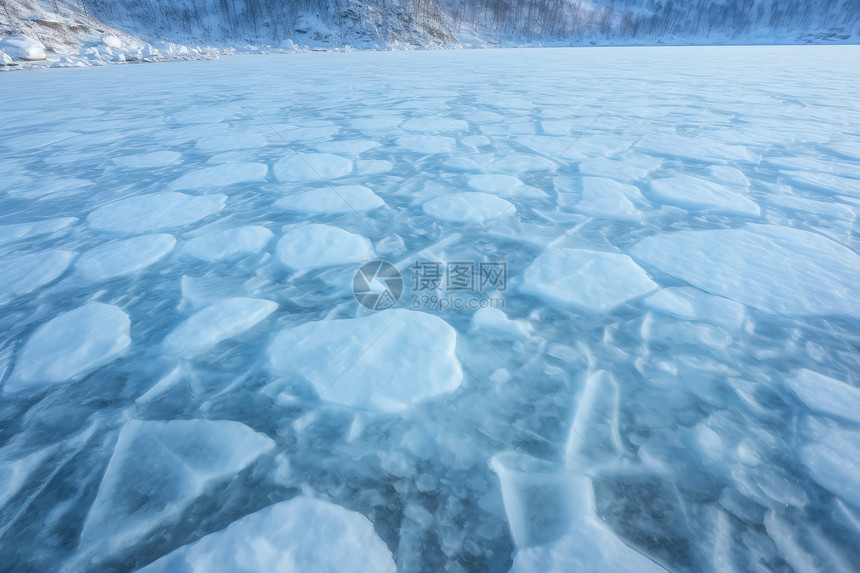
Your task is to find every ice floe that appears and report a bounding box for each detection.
[630,224,860,317]
[183,226,272,262]
[87,192,226,234]
[79,419,274,558]
[5,303,130,393]
[139,497,396,572]
[785,369,860,423]
[273,153,353,181]
[171,163,268,189]
[275,224,373,270]
[76,234,176,282]
[422,192,513,224]
[269,309,462,412]
[163,298,277,358]
[648,175,760,216]
[521,248,658,312]
[0,250,76,305]
[274,185,384,214]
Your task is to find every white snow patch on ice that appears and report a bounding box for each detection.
[269,309,462,413]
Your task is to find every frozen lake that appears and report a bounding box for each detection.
[2,45,860,571]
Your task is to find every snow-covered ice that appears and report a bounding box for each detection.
[2,45,860,572]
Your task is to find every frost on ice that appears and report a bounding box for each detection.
[269,309,462,412]
[140,497,396,573]
[5,303,130,393]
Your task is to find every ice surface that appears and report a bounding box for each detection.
[521,248,657,312]
[112,151,182,169]
[800,420,860,510]
[171,163,268,189]
[785,369,860,423]
[269,309,462,412]
[5,303,130,393]
[183,226,272,262]
[491,453,666,572]
[75,234,176,282]
[273,153,353,181]
[0,250,75,305]
[572,177,644,220]
[423,192,514,224]
[139,497,396,572]
[630,224,860,317]
[0,217,76,246]
[87,192,226,234]
[273,185,384,213]
[275,224,373,270]
[163,298,277,358]
[647,175,760,216]
[79,419,274,558]
[3,46,860,572]
[643,287,745,331]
